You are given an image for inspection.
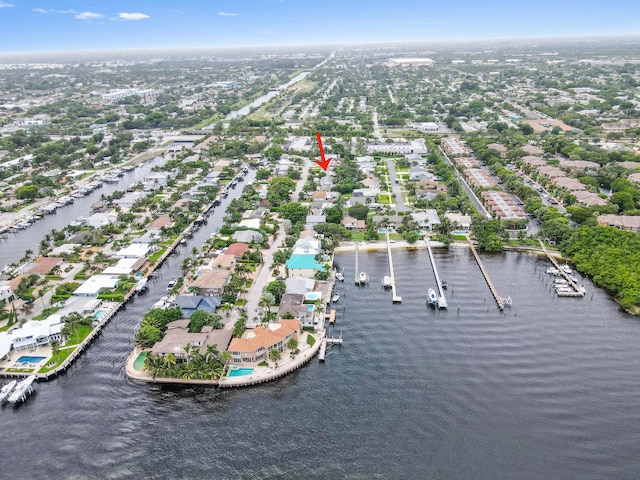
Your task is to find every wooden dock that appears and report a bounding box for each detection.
[425,238,447,308]
[326,310,336,325]
[385,233,402,303]
[319,337,327,362]
[538,240,585,297]
[467,239,504,311]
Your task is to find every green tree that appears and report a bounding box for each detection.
[324,206,343,224]
[266,280,287,303]
[269,348,282,367]
[348,203,369,220]
[279,202,307,223]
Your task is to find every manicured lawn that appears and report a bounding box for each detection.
[66,324,94,346]
[306,334,316,346]
[148,247,167,262]
[378,194,393,204]
[38,348,74,374]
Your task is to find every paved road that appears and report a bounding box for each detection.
[385,158,409,212]
[438,146,491,218]
[244,161,310,322]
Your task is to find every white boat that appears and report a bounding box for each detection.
[382,275,392,288]
[8,375,36,404]
[0,380,17,403]
[135,278,148,293]
[359,272,367,283]
[555,286,574,293]
[428,288,438,305]
[546,267,560,275]
[569,275,579,283]
[561,264,572,274]
[332,294,340,303]
[335,272,344,282]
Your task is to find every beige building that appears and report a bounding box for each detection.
[228,320,301,364]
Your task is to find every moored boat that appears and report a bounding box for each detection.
[382,275,392,288]
[428,288,438,305]
[0,380,17,403]
[335,272,344,282]
[8,375,36,404]
[332,294,340,303]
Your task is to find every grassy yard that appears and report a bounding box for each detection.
[148,247,167,262]
[66,324,94,346]
[378,194,393,204]
[306,334,316,346]
[38,348,74,374]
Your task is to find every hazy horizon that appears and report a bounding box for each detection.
[1,0,639,53]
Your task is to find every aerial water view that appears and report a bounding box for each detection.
[2,0,640,478]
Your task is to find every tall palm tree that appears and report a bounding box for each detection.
[269,348,281,368]
[219,350,231,371]
[219,302,233,319]
[205,344,219,362]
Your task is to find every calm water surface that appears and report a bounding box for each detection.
[2,244,640,479]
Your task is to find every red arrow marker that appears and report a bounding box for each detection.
[315,132,331,171]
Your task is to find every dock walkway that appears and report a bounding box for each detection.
[425,238,447,308]
[386,233,402,303]
[467,239,504,311]
[538,240,584,297]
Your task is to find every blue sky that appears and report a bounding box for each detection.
[0,0,639,52]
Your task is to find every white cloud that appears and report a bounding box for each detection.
[118,12,150,20]
[33,8,54,14]
[218,12,239,16]
[75,11,103,20]
[0,2,14,7]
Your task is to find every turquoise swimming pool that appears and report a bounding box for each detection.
[17,355,46,364]
[94,310,106,320]
[227,367,254,377]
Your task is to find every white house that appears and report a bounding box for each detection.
[87,211,118,229]
[10,315,64,351]
[114,244,150,259]
[74,275,120,297]
[0,283,13,303]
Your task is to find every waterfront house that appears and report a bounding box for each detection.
[228,320,301,364]
[173,295,221,318]
[146,216,173,235]
[102,257,145,276]
[87,211,118,229]
[151,322,232,360]
[412,210,441,231]
[278,294,314,326]
[114,243,150,259]
[341,215,366,231]
[286,255,323,279]
[74,275,120,297]
[0,282,13,303]
[10,316,64,351]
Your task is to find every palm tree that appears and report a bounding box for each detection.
[219,302,233,319]
[205,344,219,362]
[183,343,192,362]
[219,350,231,371]
[286,337,298,353]
[164,353,177,369]
[269,348,281,368]
[50,339,60,357]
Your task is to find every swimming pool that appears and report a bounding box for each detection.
[452,230,469,236]
[94,310,106,320]
[133,352,147,371]
[227,367,254,377]
[16,356,46,364]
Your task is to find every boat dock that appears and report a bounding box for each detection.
[319,337,327,362]
[467,239,504,311]
[385,233,402,303]
[538,240,585,297]
[326,310,336,325]
[425,238,447,309]
[8,375,35,404]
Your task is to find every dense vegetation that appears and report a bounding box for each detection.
[561,226,640,311]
